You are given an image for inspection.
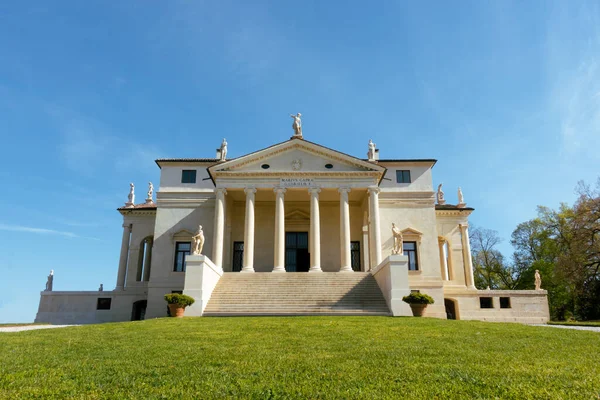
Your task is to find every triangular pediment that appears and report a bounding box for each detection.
[285,209,310,220]
[401,227,423,237]
[209,139,385,176]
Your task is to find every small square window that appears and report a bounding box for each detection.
[500,297,511,309]
[396,170,411,183]
[479,297,493,309]
[97,298,112,310]
[181,170,197,184]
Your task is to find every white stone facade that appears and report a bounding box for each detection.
[35,137,549,323]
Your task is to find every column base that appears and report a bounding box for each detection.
[308,266,323,272]
[339,265,354,272]
[241,266,255,273]
[272,266,286,273]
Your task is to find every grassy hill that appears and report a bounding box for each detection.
[1,317,598,399]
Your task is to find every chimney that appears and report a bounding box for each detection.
[216,148,221,159]
[374,148,380,160]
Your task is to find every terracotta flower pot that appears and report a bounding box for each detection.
[168,304,185,318]
[409,304,427,317]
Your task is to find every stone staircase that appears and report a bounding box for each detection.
[203,272,390,316]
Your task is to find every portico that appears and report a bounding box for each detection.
[210,184,382,273]
[206,139,386,273]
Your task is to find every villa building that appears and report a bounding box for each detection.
[35,121,549,323]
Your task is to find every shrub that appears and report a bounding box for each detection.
[164,293,195,308]
[402,292,434,305]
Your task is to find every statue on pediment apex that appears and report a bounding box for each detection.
[290,113,303,138]
[220,138,228,161]
[367,139,376,161]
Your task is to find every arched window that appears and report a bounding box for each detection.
[136,237,153,281]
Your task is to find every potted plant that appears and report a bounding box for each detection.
[402,292,435,317]
[164,293,195,318]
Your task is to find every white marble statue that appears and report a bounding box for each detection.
[126,183,135,207]
[99,284,103,292]
[437,184,445,205]
[146,182,154,203]
[391,223,403,255]
[457,187,465,206]
[367,139,376,161]
[45,270,54,291]
[220,138,228,161]
[534,270,542,290]
[290,113,302,138]
[192,225,205,255]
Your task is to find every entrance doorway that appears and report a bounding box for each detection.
[444,298,457,320]
[131,300,147,321]
[285,232,309,272]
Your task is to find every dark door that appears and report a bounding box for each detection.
[285,232,309,272]
[131,300,147,321]
[232,242,244,272]
[444,299,457,320]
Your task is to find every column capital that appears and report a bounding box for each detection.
[215,187,228,196]
[308,187,321,195]
[368,186,381,195]
[122,223,132,231]
[338,187,351,195]
[244,187,257,196]
[273,187,287,195]
[459,223,469,231]
[438,236,447,244]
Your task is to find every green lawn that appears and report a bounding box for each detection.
[1,317,599,399]
[548,320,600,328]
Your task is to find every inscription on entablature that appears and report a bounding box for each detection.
[280,178,314,187]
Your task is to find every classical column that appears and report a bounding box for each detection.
[368,186,382,267]
[242,187,257,273]
[362,214,370,272]
[142,237,153,282]
[339,187,353,272]
[273,187,286,272]
[212,188,227,268]
[308,187,322,272]
[459,224,476,289]
[116,223,132,289]
[438,237,448,281]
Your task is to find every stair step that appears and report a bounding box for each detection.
[203,272,389,316]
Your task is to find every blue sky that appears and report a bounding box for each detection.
[1,1,599,323]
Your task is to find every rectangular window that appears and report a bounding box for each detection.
[500,297,511,309]
[396,170,411,183]
[480,297,494,309]
[350,241,361,271]
[181,170,197,184]
[403,241,419,271]
[173,242,191,272]
[97,298,112,310]
[232,242,244,272]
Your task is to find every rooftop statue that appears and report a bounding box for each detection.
[192,225,205,255]
[437,184,445,205]
[391,223,403,255]
[146,182,154,203]
[367,139,376,161]
[458,187,464,204]
[45,270,54,291]
[220,138,228,161]
[290,113,303,138]
[126,183,135,207]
